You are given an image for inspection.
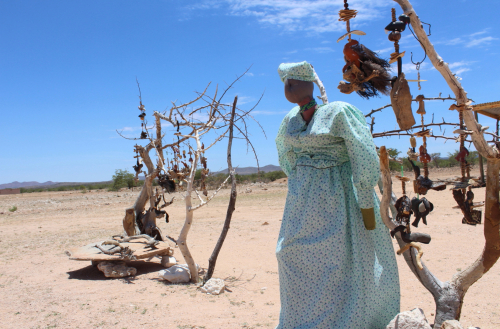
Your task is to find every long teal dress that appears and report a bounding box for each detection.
[275,101,400,329]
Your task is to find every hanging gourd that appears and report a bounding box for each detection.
[337,0,392,99]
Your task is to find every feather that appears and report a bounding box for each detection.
[344,43,392,99]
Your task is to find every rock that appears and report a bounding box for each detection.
[386,308,431,329]
[199,278,225,295]
[158,263,199,283]
[245,188,252,193]
[161,255,177,268]
[441,320,464,329]
[97,261,137,278]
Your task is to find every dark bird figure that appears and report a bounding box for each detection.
[398,14,411,24]
[390,225,431,244]
[339,40,392,99]
[409,158,446,195]
[455,146,469,163]
[157,173,176,193]
[411,197,433,227]
[394,195,412,224]
[133,158,143,174]
[385,15,409,33]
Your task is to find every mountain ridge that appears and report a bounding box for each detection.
[0,165,283,189]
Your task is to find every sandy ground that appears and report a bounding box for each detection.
[0,167,499,329]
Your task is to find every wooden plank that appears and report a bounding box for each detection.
[67,240,173,261]
[472,101,500,120]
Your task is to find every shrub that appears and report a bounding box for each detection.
[9,206,17,212]
[110,169,136,190]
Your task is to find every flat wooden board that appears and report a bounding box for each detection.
[67,239,173,262]
[472,101,500,120]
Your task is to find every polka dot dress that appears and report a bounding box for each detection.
[275,101,400,329]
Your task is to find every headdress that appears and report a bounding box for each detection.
[278,61,316,83]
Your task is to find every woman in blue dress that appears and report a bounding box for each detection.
[275,61,400,329]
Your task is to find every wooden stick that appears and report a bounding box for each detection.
[397,242,424,270]
[204,96,239,283]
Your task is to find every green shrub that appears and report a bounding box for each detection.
[8,206,17,212]
[110,169,136,190]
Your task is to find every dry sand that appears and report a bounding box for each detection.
[0,167,499,329]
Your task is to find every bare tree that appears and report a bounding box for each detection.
[374,2,500,326]
[118,71,263,283]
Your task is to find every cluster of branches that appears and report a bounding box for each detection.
[118,70,263,283]
[376,1,500,327]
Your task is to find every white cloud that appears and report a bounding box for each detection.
[236,95,255,105]
[437,37,463,46]
[399,62,431,73]
[305,47,334,53]
[469,30,488,37]
[375,47,394,54]
[252,110,289,115]
[447,61,474,76]
[434,29,497,48]
[466,36,498,47]
[190,0,391,33]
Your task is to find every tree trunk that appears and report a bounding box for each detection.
[177,131,202,283]
[204,96,238,283]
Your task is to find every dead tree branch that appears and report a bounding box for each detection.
[204,96,239,283]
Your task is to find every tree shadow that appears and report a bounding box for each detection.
[67,260,165,281]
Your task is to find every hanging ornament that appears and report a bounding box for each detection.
[337,0,392,98]
[411,197,433,227]
[410,106,445,195]
[451,104,481,225]
[387,8,416,130]
[390,170,431,244]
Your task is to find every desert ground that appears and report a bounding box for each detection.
[0,167,499,329]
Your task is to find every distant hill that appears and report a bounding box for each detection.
[214,164,281,175]
[0,167,281,191]
[0,181,59,189]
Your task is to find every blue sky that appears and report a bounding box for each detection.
[1,0,499,183]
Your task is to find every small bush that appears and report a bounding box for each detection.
[9,206,17,212]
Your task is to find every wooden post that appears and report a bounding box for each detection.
[475,112,485,184]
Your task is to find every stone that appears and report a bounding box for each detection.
[158,263,199,283]
[97,261,137,278]
[386,308,431,329]
[199,278,225,295]
[441,320,464,329]
[245,188,252,193]
[161,255,177,268]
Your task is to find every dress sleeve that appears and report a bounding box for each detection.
[275,114,297,177]
[331,103,380,209]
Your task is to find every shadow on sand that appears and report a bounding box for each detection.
[67,260,165,282]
